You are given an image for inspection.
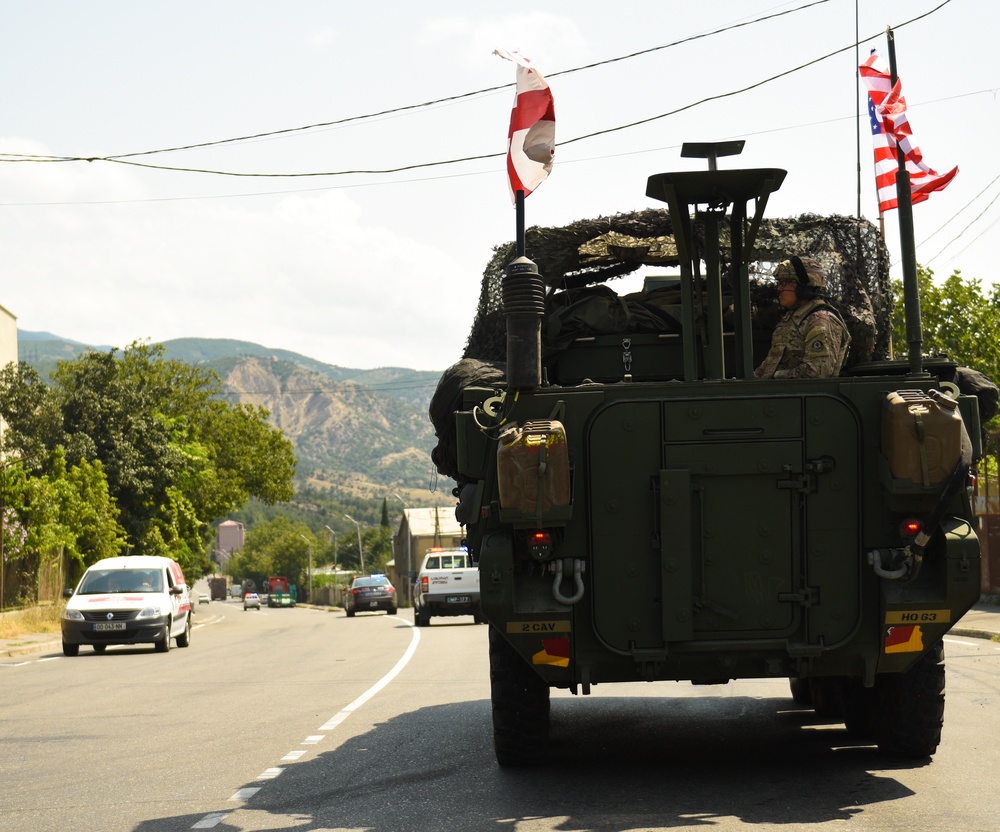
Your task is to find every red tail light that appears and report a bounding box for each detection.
[420,576,428,593]
[528,529,553,560]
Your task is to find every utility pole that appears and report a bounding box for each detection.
[298,534,313,602]
[323,525,337,564]
[344,515,365,575]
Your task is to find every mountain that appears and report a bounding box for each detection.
[16,332,448,499]
[16,333,101,374]
[213,355,440,493]
[17,330,92,344]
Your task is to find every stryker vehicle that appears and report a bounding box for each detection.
[430,141,991,767]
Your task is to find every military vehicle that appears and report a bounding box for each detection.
[430,141,990,767]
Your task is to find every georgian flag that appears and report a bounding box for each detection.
[495,49,555,202]
[860,51,957,213]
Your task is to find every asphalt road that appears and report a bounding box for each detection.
[2,603,999,832]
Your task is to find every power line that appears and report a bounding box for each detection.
[921,171,1000,257]
[4,0,834,166]
[5,87,996,209]
[3,0,899,180]
[929,185,1000,268]
[0,29,913,180]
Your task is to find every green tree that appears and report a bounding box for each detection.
[891,266,1000,380]
[52,346,180,546]
[230,516,312,589]
[60,454,126,566]
[0,342,296,580]
[1,451,126,603]
[0,363,66,461]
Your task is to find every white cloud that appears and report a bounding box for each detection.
[306,26,339,50]
[1,160,474,370]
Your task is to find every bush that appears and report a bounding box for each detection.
[0,602,65,638]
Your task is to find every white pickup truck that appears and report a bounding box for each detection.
[413,548,482,627]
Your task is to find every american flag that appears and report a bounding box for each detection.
[860,51,957,213]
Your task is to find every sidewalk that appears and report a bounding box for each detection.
[949,598,1000,641]
[3,600,997,660]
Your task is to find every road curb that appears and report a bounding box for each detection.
[949,627,999,642]
[1,639,60,658]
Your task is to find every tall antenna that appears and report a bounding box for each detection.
[855,0,862,218]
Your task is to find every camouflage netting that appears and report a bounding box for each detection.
[431,209,892,483]
[461,209,891,365]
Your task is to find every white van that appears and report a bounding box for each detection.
[61,556,193,656]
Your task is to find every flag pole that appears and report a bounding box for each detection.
[885,26,924,376]
[855,0,862,219]
[515,189,526,257]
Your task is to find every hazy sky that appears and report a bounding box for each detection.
[2,0,995,371]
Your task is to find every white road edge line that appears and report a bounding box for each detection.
[192,615,225,630]
[191,618,420,830]
[229,787,262,802]
[319,619,421,732]
[191,811,228,829]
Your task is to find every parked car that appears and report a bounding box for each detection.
[345,575,397,617]
[61,555,193,655]
[244,592,261,611]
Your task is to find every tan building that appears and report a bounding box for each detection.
[390,506,465,605]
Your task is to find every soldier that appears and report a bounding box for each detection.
[754,256,851,379]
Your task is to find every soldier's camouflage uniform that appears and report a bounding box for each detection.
[754,299,851,379]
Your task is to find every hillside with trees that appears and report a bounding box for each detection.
[0,342,296,600]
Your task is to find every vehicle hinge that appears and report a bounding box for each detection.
[776,458,834,493]
[777,586,819,607]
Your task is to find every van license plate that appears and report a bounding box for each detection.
[447,596,470,604]
[93,622,126,631]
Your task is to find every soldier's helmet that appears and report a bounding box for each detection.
[773,257,826,291]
